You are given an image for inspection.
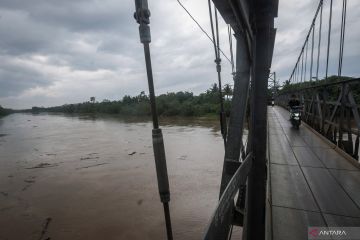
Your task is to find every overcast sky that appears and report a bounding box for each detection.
[0,0,359,109]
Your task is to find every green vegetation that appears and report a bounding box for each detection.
[280,76,353,92]
[31,84,233,117]
[0,106,12,117]
[24,76,360,117]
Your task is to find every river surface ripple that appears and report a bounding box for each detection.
[0,113,239,240]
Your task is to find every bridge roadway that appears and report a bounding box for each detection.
[267,106,360,240]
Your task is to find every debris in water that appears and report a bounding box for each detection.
[80,156,99,160]
[24,176,36,183]
[88,152,99,155]
[38,217,52,240]
[177,155,187,160]
[22,176,36,191]
[0,134,8,137]
[137,199,143,205]
[22,185,31,191]
[0,191,8,197]
[26,163,58,169]
[45,153,56,156]
[128,151,136,156]
[76,163,108,170]
[24,179,35,184]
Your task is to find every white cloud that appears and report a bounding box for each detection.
[0,0,359,109]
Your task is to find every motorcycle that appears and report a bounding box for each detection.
[290,106,302,129]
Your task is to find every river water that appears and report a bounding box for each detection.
[0,113,237,240]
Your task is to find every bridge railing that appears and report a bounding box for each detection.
[276,78,360,160]
[203,153,252,240]
[276,0,359,161]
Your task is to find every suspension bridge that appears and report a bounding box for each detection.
[134,0,360,239]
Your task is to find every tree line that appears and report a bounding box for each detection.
[269,75,360,102]
[30,83,234,117]
[0,106,12,117]
[2,76,357,118]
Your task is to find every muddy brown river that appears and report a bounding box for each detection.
[0,113,243,240]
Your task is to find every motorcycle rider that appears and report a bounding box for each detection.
[288,94,300,109]
[288,94,300,120]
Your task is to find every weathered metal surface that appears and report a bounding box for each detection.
[284,132,307,147]
[268,136,298,165]
[212,0,253,53]
[246,39,268,240]
[268,28,277,69]
[152,129,170,202]
[272,206,325,240]
[292,146,325,167]
[245,0,277,238]
[324,214,360,226]
[300,131,331,148]
[268,106,360,240]
[312,147,358,170]
[303,167,360,217]
[270,164,319,211]
[219,30,251,197]
[206,0,278,239]
[329,169,360,207]
[203,154,253,240]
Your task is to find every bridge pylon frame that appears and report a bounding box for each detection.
[203,0,278,239]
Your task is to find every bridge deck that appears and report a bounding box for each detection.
[267,106,360,240]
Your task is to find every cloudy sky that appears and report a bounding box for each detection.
[0,0,359,109]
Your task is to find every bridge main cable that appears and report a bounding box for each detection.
[289,0,323,83]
